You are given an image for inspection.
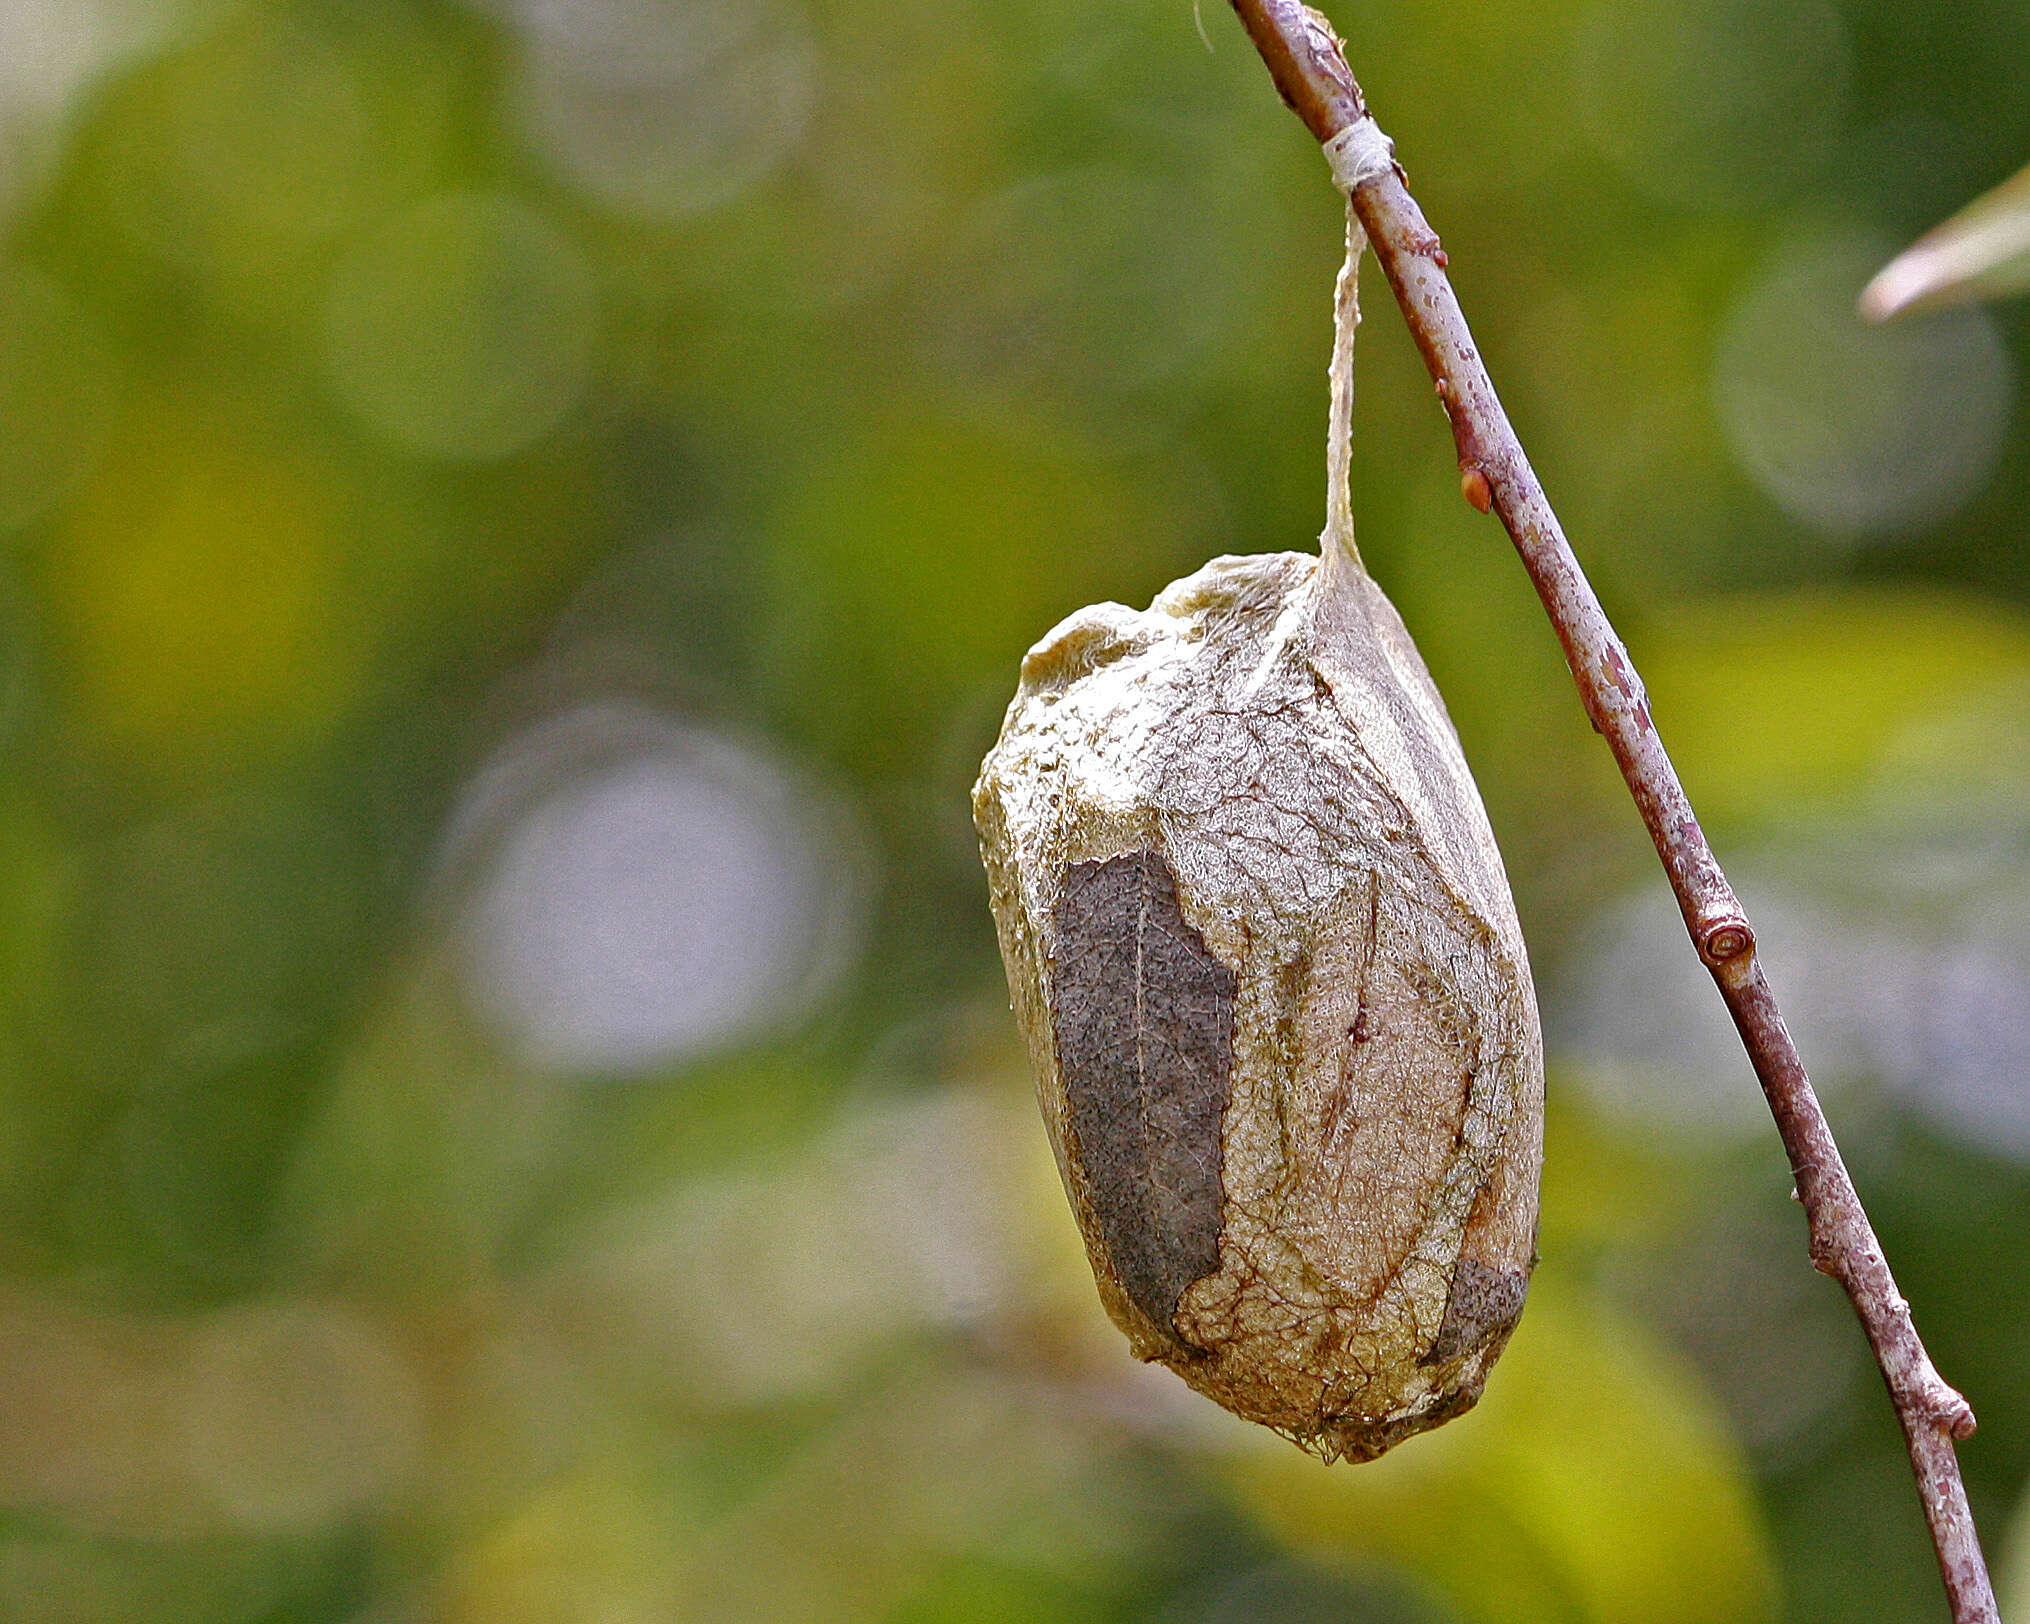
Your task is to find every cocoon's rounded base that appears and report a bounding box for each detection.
[974,549,1543,1462]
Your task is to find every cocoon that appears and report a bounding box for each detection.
[973,542,1543,1462]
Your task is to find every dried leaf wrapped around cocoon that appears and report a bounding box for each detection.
[973,534,1543,1462]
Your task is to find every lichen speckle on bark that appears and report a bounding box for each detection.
[973,549,1543,1463]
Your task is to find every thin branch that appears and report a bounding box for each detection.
[1222,4,1998,1621]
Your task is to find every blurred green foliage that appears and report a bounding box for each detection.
[0,1,2027,1621]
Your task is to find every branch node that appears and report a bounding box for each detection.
[1697,915,1755,967]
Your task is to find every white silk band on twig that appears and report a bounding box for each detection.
[1320,119,1394,585]
[1322,117,1396,196]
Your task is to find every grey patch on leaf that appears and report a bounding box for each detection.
[1052,850,1235,1346]
[1421,1257,1529,1366]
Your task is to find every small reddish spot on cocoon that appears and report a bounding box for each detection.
[1460,466,1493,513]
[1433,247,1449,268]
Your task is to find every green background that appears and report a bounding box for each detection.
[0,0,2027,1620]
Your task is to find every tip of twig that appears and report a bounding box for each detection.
[1858,253,1940,324]
[1859,159,2030,322]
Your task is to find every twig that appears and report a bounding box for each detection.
[1223,3,1998,1620]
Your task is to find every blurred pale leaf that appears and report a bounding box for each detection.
[885,1556,1113,1624]
[758,408,1183,778]
[528,1082,1077,1412]
[1532,1092,1693,1260]
[277,962,568,1290]
[48,397,371,763]
[0,1530,304,1624]
[432,1463,699,1624]
[1219,1270,1776,1624]
[1861,159,2030,320]
[1634,589,2030,830]
[666,1364,1151,1624]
